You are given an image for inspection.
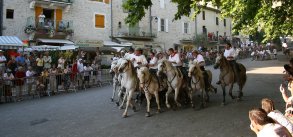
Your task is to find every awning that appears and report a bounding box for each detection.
[76,40,103,47]
[60,45,79,50]
[37,38,74,45]
[31,45,60,51]
[0,36,23,49]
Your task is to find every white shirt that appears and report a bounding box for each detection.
[0,55,6,66]
[58,58,65,69]
[273,49,277,54]
[77,61,84,73]
[268,110,293,134]
[38,14,45,23]
[83,66,93,76]
[257,123,291,137]
[193,54,205,67]
[132,54,148,68]
[124,53,135,60]
[224,48,237,60]
[26,70,35,83]
[168,53,182,67]
[149,57,158,69]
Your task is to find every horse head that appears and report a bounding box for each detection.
[118,59,131,73]
[109,60,118,74]
[137,67,149,86]
[157,60,168,76]
[214,53,224,69]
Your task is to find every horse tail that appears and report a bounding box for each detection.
[238,63,247,89]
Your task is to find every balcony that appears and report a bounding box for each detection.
[114,26,157,41]
[25,16,74,40]
[34,0,73,4]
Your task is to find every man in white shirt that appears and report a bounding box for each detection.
[192,50,210,89]
[148,51,158,75]
[124,48,135,60]
[77,59,84,88]
[0,50,7,73]
[26,66,35,95]
[168,48,183,67]
[131,48,148,69]
[38,13,45,27]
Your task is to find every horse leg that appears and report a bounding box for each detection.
[145,92,151,117]
[205,88,210,103]
[189,87,194,108]
[237,82,244,101]
[174,88,181,108]
[154,92,161,113]
[165,87,172,109]
[228,83,235,99]
[122,90,134,118]
[111,81,117,102]
[119,89,127,109]
[221,85,226,106]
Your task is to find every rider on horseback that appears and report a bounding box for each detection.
[192,50,209,89]
[131,48,148,70]
[168,48,187,77]
[216,43,239,84]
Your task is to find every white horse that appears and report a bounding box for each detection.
[118,59,138,118]
[137,67,161,117]
[109,58,125,106]
[157,60,187,109]
[188,61,216,108]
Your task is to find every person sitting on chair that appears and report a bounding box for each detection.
[217,43,238,84]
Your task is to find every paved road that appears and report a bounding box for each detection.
[0,55,289,137]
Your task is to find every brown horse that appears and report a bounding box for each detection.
[214,54,247,105]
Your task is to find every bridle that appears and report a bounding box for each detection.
[190,67,200,85]
[139,71,152,91]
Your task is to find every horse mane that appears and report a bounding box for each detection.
[190,63,203,78]
[220,55,232,70]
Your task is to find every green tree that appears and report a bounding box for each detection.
[123,0,293,40]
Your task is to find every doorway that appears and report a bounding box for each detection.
[43,9,54,27]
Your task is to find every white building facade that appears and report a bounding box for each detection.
[2,0,111,46]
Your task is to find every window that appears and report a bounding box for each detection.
[90,0,109,4]
[6,9,14,19]
[160,19,165,32]
[184,23,188,34]
[216,17,219,25]
[203,26,207,34]
[160,0,165,8]
[202,11,205,20]
[224,19,226,27]
[95,14,105,28]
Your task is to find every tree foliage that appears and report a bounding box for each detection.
[123,0,293,41]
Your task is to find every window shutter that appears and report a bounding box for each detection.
[165,19,168,32]
[95,14,105,28]
[35,6,43,23]
[181,22,184,34]
[160,0,165,8]
[157,17,161,31]
[104,0,110,4]
[56,9,63,30]
[188,23,191,34]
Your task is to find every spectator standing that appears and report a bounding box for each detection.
[24,54,31,70]
[49,65,58,95]
[43,52,52,69]
[273,48,277,59]
[15,67,26,101]
[3,69,14,99]
[7,56,17,75]
[36,54,44,75]
[83,63,93,88]
[15,53,25,68]
[26,66,35,96]
[0,50,7,73]
[58,56,65,69]
[77,59,84,89]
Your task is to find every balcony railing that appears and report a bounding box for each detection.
[116,27,157,38]
[34,0,74,4]
[25,16,74,35]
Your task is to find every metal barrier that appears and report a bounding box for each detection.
[0,69,112,103]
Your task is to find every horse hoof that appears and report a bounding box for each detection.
[191,104,195,108]
[156,109,161,113]
[132,106,137,112]
[221,102,225,106]
[111,98,114,102]
[122,114,128,118]
[177,103,182,108]
[116,102,119,106]
[145,112,151,117]
[166,104,171,109]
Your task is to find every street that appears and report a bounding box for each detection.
[0,56,289,137]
